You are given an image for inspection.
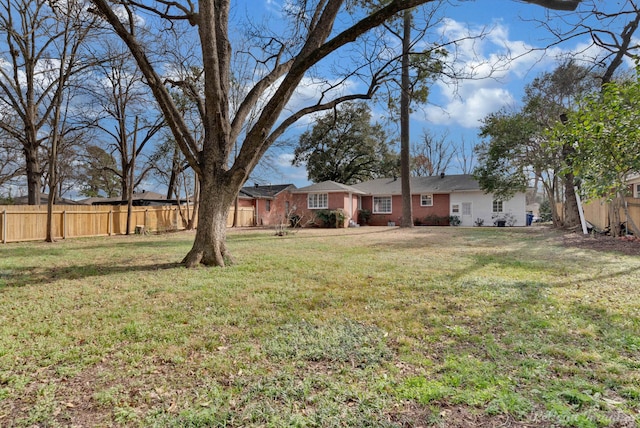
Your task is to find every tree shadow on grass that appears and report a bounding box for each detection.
[0,238,190,260]
[0,261,183,289]
[240,226,403,241]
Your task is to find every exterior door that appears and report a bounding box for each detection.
[461,202,472,226]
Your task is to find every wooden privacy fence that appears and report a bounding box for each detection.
[581,197,640,231]
[0,205,255,243]
[557,197,640,231]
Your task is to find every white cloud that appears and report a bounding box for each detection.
[275,153,308,183]
[276,152,295,167]
[424,86,515,128]
[418,19,598,129]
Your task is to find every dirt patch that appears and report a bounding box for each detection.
[562,232,640,256]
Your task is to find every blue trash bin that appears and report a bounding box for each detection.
[526,213,534,226]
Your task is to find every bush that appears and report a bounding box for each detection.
[288,214,302,228]
[539,199,553,222]
[449,215,461,226]
[358,209,371,225]
[421,214,450,226]
[315,209,347,228]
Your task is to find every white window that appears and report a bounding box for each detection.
[634,184,640,198]
[308,193,328,209]
[451,204,460,214]
[493,199,503,213]
[373,196,392,214]
[420,194,433,206]
[265,200,271,212]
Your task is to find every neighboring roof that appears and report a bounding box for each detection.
[78,190,179,206]
[627,173,640,184]
[10,194,82,205]
[90,199,180,206]
[352,174,482,195]
[291,180,366,195]
[239,184,296,199]
[78,190,167,205]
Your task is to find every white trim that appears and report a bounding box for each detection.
[420,194,433,207]
[307,193,328,209]
[373,196,392,214]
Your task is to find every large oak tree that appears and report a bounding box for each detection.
[89,0,583,267]
[293,102,397,184]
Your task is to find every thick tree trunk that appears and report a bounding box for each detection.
[563,173,580,229]
[25,145,42,205]
[542,183,562,227]
[609,197,622,237]
[182,175,234,267]
[561,143,580,229]
[399,10,413,228]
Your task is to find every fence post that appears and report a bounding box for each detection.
[2,209,6,244]
[108,208,112,236]
[63,210,67,239]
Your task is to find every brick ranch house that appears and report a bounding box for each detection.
[285,174,527,227]
[237,183,297,226]
[288,181,364,227]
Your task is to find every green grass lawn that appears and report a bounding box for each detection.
[0,226,639,427]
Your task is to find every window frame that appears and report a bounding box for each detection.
[373,196,392,214]
[493,199,504,213]
[462,202,472,216]
[307,193,328,209]
[420,194,433,207]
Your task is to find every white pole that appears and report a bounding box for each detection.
[574,187,588,235]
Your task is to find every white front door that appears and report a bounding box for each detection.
[461,202,472,226]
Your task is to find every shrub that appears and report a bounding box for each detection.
[315,209,348,228]
[358,209,371,225]
[539,199,552,222]
[421,214,450,226]
[492,212,517,227]
[288,214,302,228]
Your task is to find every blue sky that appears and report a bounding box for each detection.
[245,0,626,188]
